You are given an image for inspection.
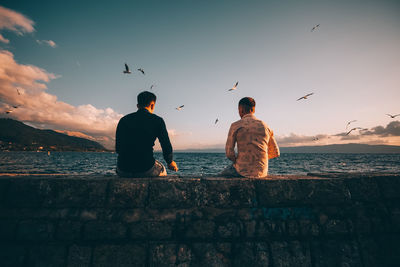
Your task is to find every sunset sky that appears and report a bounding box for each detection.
[0,0,399,150]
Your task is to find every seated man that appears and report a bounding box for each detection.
[221,97,280,178]
[115,91,178,177]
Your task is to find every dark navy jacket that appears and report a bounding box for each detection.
[116,109,173,173]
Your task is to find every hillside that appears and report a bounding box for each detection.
[0,118,107,152]
[280,143,400,153]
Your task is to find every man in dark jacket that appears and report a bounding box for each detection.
[116,91,178,177]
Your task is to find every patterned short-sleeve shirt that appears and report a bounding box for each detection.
[225,114,280,178]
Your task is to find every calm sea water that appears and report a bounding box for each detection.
[0,152,399,176]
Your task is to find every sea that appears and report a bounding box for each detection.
[0,152,399,177]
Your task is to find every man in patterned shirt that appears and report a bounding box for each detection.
[221,97,280,178]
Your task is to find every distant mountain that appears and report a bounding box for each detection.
[174,143,400,153]
[0,118,107,152]
[280,143,400,153]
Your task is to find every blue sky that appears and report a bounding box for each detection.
[0,0,399,149]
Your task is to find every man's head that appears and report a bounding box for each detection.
[238,97,256,118]
[137,91,157,113]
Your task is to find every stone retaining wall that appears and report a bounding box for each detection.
[0,173,399,266]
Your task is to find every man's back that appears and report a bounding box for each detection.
[226,114,279,178]
[116,109,172,173]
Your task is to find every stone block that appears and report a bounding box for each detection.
[358,237,380,267]
[148,179,199,208]
[270,241,311,267]
[5,178,47,207]
[323,219,349,235]
[345,177,380,201]
[67,245,92,267]
[311,240,362,267]
[203,179,256,208]
[108,179,148,207]
[129,221,173,240]
[378,175,400,199]
[256,220,286,238]
[298,219,320,237]
[0,178,10,207]
[56,220,82,240]
[375,234,400,266]
[83,221,127,240]
[299,179,352,204]
[0,219,17,240]
[16,220,54,241]
[150,243,177,266]
[192,243,231,266]
[93,244,146,267]
[217,221,242,239]
[0,245,26,267]
[256,179,304,206]
[184,220,215,239]
[27,244,67,267]
[232,242,270,267]
[42,179,108,207]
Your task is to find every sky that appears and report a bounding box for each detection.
[0,0,399,150]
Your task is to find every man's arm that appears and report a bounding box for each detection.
[225,124,237,162]
[115,120,123,154]
[158,118,178,171]
[268,130,280,159]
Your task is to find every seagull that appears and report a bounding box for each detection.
[5,110,13,114]
[150,84,155,90]
[346,127,363,136]
[176,105,184,110]
[123,63,131,74]
[137,68,145,75]
[312,137,319,141]
[228,81,239,91]
[346,120,357,129]
[215,118,219,124]
[386,113,400,119]
[297,93,314,101]
[311,24,320,32]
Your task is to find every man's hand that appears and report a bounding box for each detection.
[168,161,178,172]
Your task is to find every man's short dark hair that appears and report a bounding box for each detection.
[239,97,256,113]
[137,91,156,108]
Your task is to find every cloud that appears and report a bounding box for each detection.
[361,121,400,137]
[0,33,9,43]
[276,133,330,147]
[0,50,122,149]
[0,6,34,35]
[37,39,57,48]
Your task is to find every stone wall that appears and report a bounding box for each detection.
[0,173,399,266]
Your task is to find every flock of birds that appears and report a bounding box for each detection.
[2,23,398,142]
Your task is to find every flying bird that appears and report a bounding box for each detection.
[138,68,145,75]
[346,127,363,136]
[311,24,320,32]
[5,110,13,114]
[297,93,314,101]
[215,118,219,124]
[228,81,239,91]
[176,105,184,110]
[386,113,400,119]
[150,84,155,90]
[123,63,131,74]
[16,89,21,95]
[346,120,357,129]
[312,137,319,141]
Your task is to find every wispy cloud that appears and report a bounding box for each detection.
[36,39,57,48]
[0,5,34,44]
[0,50,122,149]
